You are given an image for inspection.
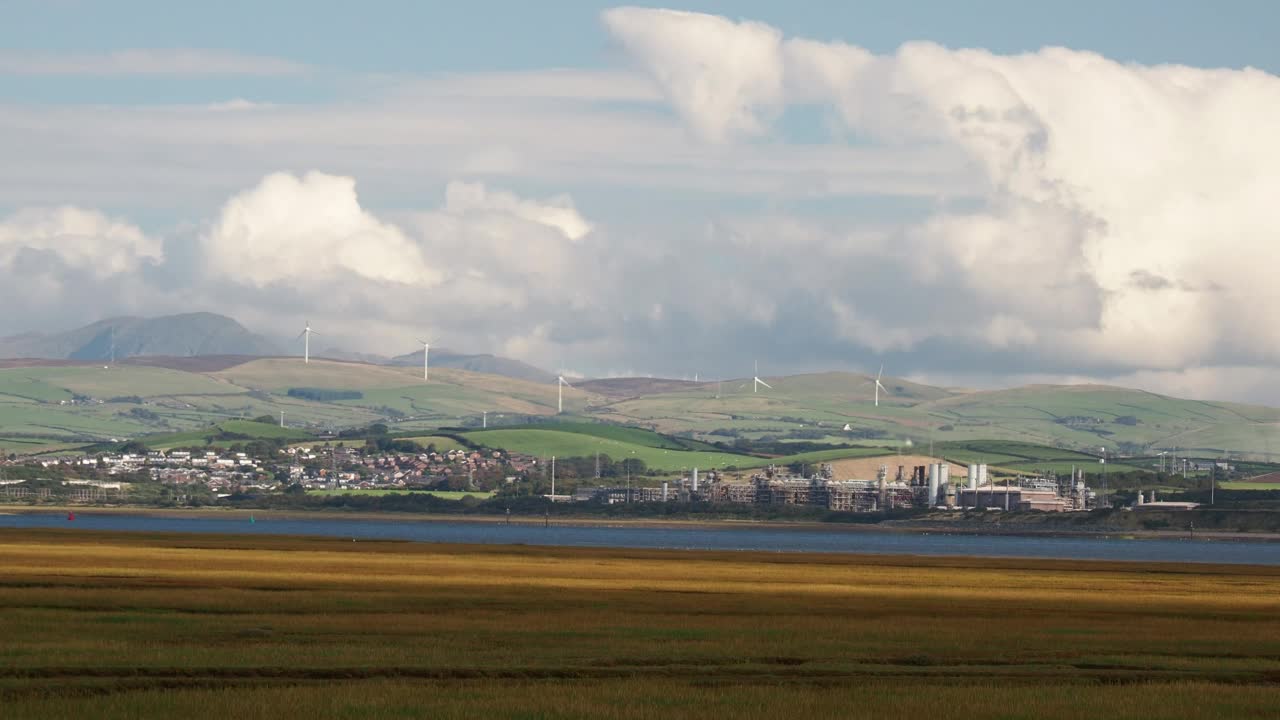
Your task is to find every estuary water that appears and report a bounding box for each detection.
[1,512,1278,565]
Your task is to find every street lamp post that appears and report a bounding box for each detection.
[627,450,635,503]
[1100,447,1108,504]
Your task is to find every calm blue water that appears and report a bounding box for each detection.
[1,513,1277,565]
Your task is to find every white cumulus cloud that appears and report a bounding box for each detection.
[603,7,785,142]
[0,206,161,276]
[203,171,438,287]
[184,173,602,357]
[443,181,593,242]
[602,6,1280,383]
[5,8,1280,406]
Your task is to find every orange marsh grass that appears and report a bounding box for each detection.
[7,680,1280,720]
[1,529,1279,718]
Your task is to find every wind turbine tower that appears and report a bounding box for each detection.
[874,364,889,408]
[418,339,430,380]
[752,361,772,394]
[297,322,318,364]
[556,374,573,414]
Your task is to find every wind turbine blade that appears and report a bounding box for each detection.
[876,364,884,382]
[757,379,773,390]
[295,330,307,341]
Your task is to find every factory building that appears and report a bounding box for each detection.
[958,486,1072,511]
[957,472,1090,512]
[572,462,1090,513]
[1132,489,1199,511]
[826,480,915,512]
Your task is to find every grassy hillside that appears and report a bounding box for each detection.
[396,435,467,452]
[214,358,423,391]
[461,429,757,471]
[594,375,1280,459]
[2,359,1280,461]
[0,359,582,447]
[481,421,724,452]
[143,420,314,450]
[459,426,897,473]
[590,371,957,445]
[918,385,1280,451]
[219,359,596,421]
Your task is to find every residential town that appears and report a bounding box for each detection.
[0,444,542,501]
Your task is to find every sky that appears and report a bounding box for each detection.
[1,1,1279,403]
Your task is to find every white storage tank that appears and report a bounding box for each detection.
[927,464,940,506]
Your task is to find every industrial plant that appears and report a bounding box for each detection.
[572,462,1097,512]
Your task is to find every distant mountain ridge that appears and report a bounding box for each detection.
[0,312,557,384]
[0,313,283,360]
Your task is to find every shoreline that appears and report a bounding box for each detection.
[4,503,1280,543]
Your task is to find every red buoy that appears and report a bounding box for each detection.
[67,512,75,521]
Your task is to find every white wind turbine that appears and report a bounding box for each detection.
[417,340,430,380]
[752,360,772,394]
[556,374,573,414]
[872,364,889,407]
[297,321,318,364]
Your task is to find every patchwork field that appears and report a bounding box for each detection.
[1,531,1278,719]
[397,435,467,452]
[460,428,757,471]
[0,359,579,447]
[596,376,1280,458]
[3,357,1280,461]
[458,427,893,473]
[144,420,314,450]
[1221,481,1280,490]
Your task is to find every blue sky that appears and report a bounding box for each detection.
[4,1,1277,80]
[1,2,1279,403]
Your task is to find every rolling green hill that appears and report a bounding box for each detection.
[474,422,724,452]
[460,428,758,472]
[1,358,1278,462]
[590,373,1280,459]
[0,358,582,449]
[142,420,314,450]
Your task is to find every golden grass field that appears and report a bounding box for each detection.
[1,530,1279,718]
